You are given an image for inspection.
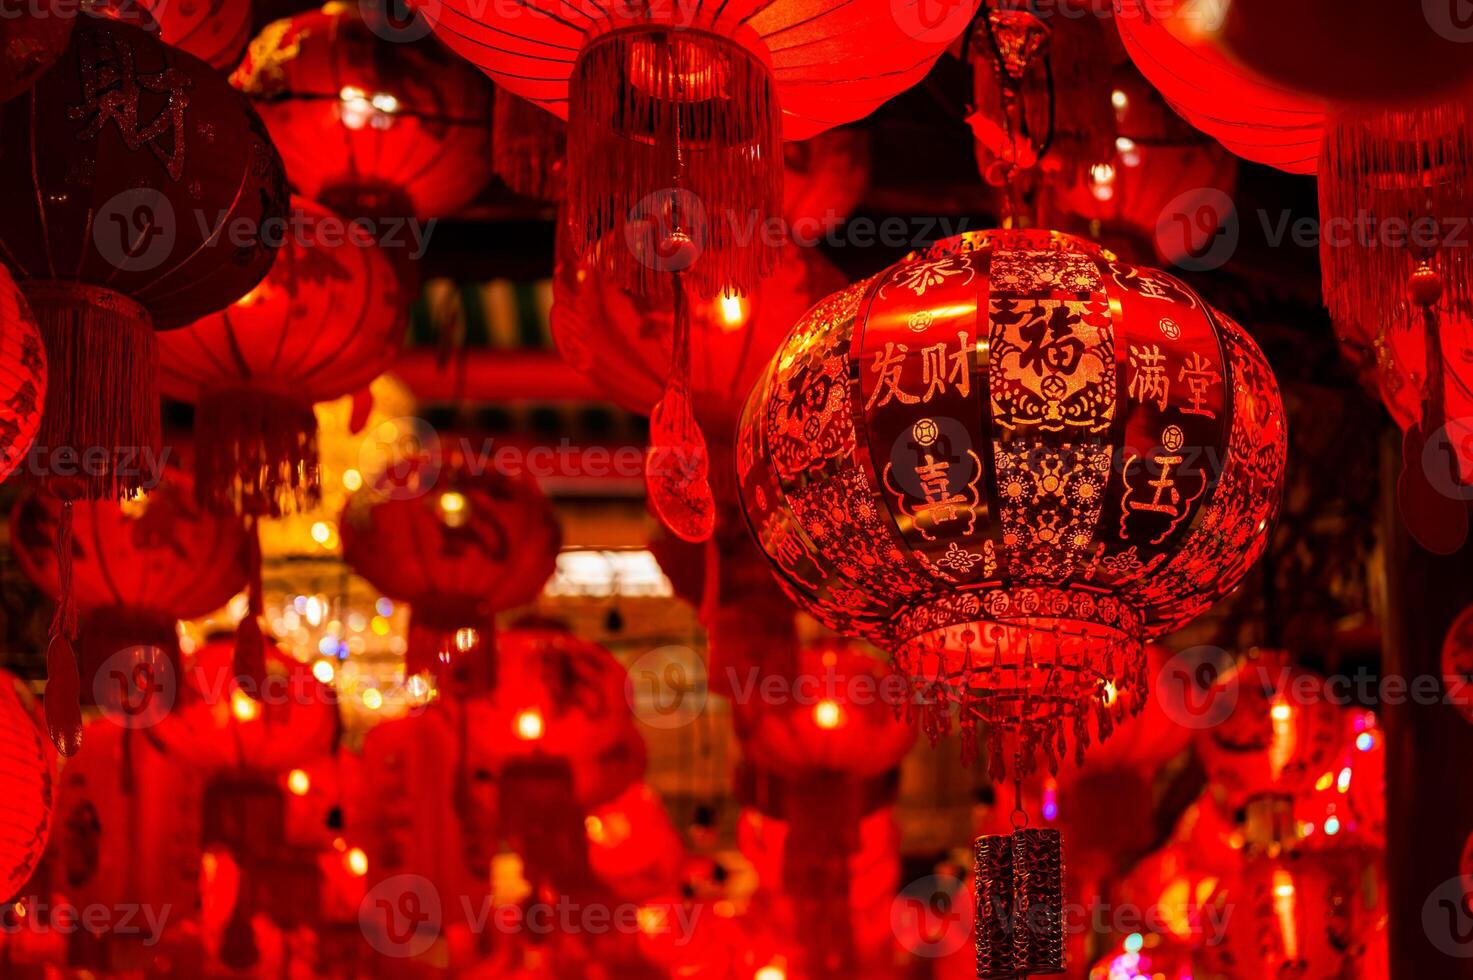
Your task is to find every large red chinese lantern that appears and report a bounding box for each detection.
[0,14,286,500]
[737,228,1286,777]
[159,196,405,518]
[11,471,249,728]
[0,10,71,103]
[732,643,913,975]
[1113,0,1324,175]
[339,464,561,689]
[143,0,252,70]
[0,267,47,483]
[234,3,493,220]
[0,673,52,901]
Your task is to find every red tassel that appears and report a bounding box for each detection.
[234,516,269,697]
[195,388,320,517]
[646,274,715,542]
[24,282,159,501]
[45,499,81,756]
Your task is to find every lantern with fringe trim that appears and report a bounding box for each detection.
[1113,0,1324,175]
[429,0,977,299]
[0,268,47,484]
[0,8,71,102]
[158,196,406,518]
[0,672,51,901]
[0,14,286,501]
[11,471,249,755]
[338,462,561,692]
[735,228,1286,778]
[234,3,493,220]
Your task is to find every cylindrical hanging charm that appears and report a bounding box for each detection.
[974,833,1016,980]
[1010,828,1065,976]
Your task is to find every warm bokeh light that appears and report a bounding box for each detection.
[231,690,260,723]
[813,699,844,730]
[287,769,311,796]
[515,709,545,741]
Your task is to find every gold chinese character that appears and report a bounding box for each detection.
[1128,345,1170,411]
[1178,352,1222,418]
[866,342,919,409]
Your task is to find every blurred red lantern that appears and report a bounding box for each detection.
[1193,651,1345,810]
[462,623,646,893]
[148,637,339,774]
[159,196,405,517]
[0,673,51,901]
[736,228,1286,778]
[235,2,493,220]
[493,88,567,203]
[1365,313,1473,490]
[0,9,71,102]
[430,0,976,299]
[0,267,47,484]
[783,128,872,230]
[553,244,846,435]
[1050,71,1238,268]
[1293,712,1385,855]
[1088,936,1196,980]
[585,783,685,903]
[12,470,249,753]
[143,0,252,70]
[339,464,561,689]
[0,14,286,500]
[1113,0,1324,175]
[1213,0,1473,107]
[1444,603,1473,727]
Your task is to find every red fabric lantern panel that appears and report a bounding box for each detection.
[585,783,686,903]
[143,0,252,70]
[736,228,1287,776]
[339,464,561,686]
[463,625,646,810]
[1113,0,1324,175]
[234,3,493,220]
[783,128,872,230]
[159,196,406,516]
[148,637,339,774]
[0,10,71,102]
[1050,72,1238,268]
[0,15,287,499]
[553,242,847,434]
[0,267,47,484]
[0,674,52,902]
[1193,651,1345,810]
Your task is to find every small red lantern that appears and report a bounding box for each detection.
[148,637,339,774]
[0,10,71,103]
[0,14,287,500]
[11,470,249,754]
[736,229,1286,777]
[0,672,52,901]
[0,266,47,485]
[234,2,493,220]
[1114,0,1324,175]
[585,783,686,903]
[143,0,252,70]
[339,463,561,690]
[158,196,406,517]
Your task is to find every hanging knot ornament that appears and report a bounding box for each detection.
[0,14,287,501]
[736,229,1286,777]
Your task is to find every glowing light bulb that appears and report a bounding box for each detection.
[755,967,786,980]
[287,769,310,796]
[455,628,479,653]
[346,847,369,877]
[1111,88,1128,112]
[312,659,336,685]
[718,294,748,330]
[1089,163,1116,201]
[362,688,384,710]
[813,699,844,730]
[343,468,363,491]
[1272,868,1300,961]
[515,709,544,740]
[311,521,333,545]
[439,491,468,527]
[231,690,259,723]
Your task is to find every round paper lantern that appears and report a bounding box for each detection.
[736,228,1287,777]
[148,637,339,773]
[10,469,249,704]
[1051,72,1238,268]
[338,462,561,688]
[1213,0,1473,106]
[143,0,252,70]
[234,3,493,220]
[1193,651,1345,810]
[0,14,287,500]
[159,196,406,517]
[1113,0,1324,174]
[552,240,847,434]
[429,0,978,299]
[0,267,47,484]
[0,673,52,902]
[0,10,71,103]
